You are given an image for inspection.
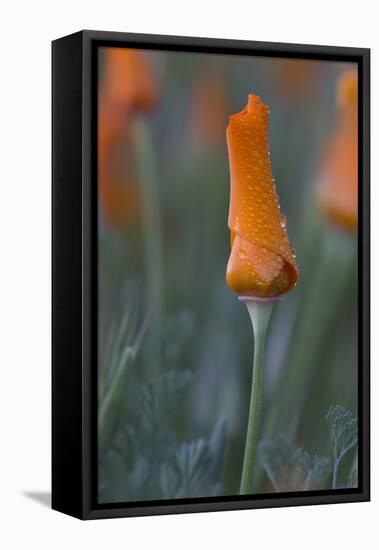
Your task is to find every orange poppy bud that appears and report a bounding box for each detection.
[226,94,298,298]
[317,70,358,231]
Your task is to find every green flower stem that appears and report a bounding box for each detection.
[99,346,134,450]
[134,119,163,366]
[240,299,275,495]
[332,457,340,489]
[348,449,358,488]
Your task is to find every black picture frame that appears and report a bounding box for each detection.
[52,30,370,520]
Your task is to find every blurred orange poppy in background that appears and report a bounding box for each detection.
[226,94,298,298]
[98,48,157,232]
[317,70,358,231]
[270,59,322,103]
[190,69,228,149]
[100,48,156,135]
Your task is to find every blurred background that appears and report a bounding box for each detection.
[97,46,358,503]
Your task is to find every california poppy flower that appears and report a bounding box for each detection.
[190,69,228,149]
[101,47,156,121]
[271,59,322,103]
[98,48,157,232]
[317,70,358,231]
[226,94,298,298]
[99,48,157,155]
[99,174,140,230]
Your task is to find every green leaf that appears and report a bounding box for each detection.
[209,417,226,482]
[160,439,212,499]
[98,346,135,450]
[127,456,150,496]
[135,369,193,437]
[258,435,331,491]
[348,465,358,488]
[258,434,296,491]
[292,449,331,490]
[161,310,195,364]
[326,405,358,463]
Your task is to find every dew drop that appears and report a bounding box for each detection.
[280,214,287,228]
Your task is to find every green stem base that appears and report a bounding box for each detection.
[239,299,275,495]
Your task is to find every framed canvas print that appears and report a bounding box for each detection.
[52,30,370,520]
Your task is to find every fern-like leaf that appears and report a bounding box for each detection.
[326,405,358,488]
[160,439,212,499]
[326,405,358,463]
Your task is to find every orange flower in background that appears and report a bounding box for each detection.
[99,48,157,155]
[226,94,298,298]
[98,48,157,232]
[99,175,140,230]
[267,59,322,103]
[317,70,358,231]
[190,69,228,148]
[100,47,156,125]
